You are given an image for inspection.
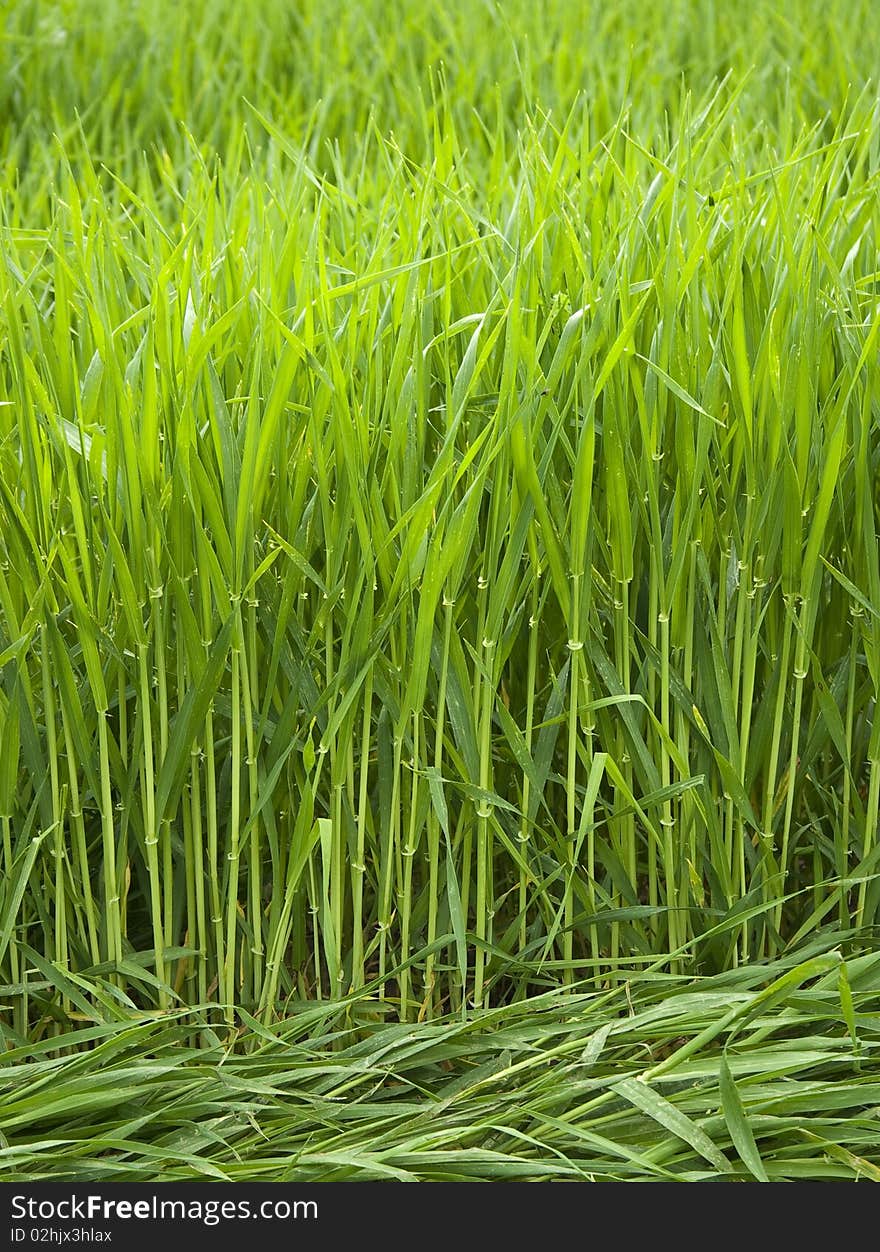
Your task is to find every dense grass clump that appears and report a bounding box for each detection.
[1,0,879,1136]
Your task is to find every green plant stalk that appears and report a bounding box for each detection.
[519,580,539,959]
[659,609,678,964]
[322,608,343,998]
[761,603,793,949]
[58,707,100,966]
[351,671,373,993]
[378,734,402,1002]
[839,624,858,927]
[776,601,809,935]
[138,646,167,1003]
[399,710,420,1018]
[40,633,66,990]
[737,572,759,961]
[188,741,208,1005]
[564,573,582,984]
[1,813,24,1036]
[474,640,495,1010]
[97,712,122,969]
[240,634,262,1002]
[643,570,657,940]
[856,756,880,927]
[223,636,242,1022]
[425,598,452,1014]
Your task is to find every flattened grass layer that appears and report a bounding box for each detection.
[2,945,879,1182]
[1,0,880,1039]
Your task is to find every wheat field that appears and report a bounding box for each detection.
[1,0,879,1181]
